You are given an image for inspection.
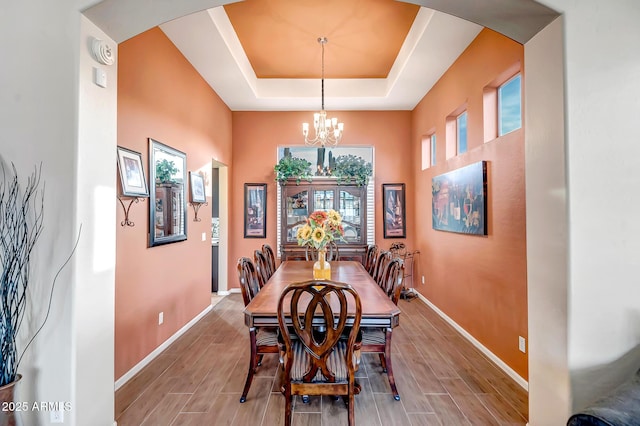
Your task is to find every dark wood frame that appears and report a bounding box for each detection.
[149,138,187,247]
[382,183,406,238]
[244,183,267,238]
[116,146,149,197]
[189,171,206,203]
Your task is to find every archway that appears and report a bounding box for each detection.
[81,1,567,424]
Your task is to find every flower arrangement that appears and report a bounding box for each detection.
[296,209,345,250]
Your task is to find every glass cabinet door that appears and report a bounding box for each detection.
[285,188,309,242]
[313,189,334,211]
[339,189,362,243]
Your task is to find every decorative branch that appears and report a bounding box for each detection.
[0,163,44,386]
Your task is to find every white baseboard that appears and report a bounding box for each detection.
[114,303,213,390]
[412,290,529,391]
[217,288,240,296]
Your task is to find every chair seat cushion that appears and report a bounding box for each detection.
[361,328,386,345]
[256,327,278,346]
[290,340,350,382]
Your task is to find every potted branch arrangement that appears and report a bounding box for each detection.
[0,164,44,420]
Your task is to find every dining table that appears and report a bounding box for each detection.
[243,260,401,330]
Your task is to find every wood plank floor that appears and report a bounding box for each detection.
[115,293,528,425]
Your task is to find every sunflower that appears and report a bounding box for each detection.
[327,209,342,225]
[297,224,312,240]
[311,227,326,245]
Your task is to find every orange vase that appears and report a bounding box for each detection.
[312,248,331,280]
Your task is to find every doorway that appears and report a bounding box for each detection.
[212,160,229,294]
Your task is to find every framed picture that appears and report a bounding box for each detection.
[432,161,487,235]
[244,183,267,238]
[116,146,149,197]
[383,183,406,238]
[189,171,206,203]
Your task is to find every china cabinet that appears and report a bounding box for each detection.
[280,178,368,262]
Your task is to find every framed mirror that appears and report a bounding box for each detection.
[149,138,187,247]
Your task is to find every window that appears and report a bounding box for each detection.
[421,133,437,170]
[430,134,437,166]
[457,111,468,154]
[498,74,522,135]
[421,135,429,170]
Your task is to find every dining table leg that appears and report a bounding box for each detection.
[384,327,400,400]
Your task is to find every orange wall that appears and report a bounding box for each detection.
[115,27,232,379]
[230,111,413,283]
[411,29,528,378]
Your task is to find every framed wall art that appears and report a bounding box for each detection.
[189,171,206,203]
[382,183,406,238]
[116,146,149,197]
[432,161,487,235]
[244,183,267,238]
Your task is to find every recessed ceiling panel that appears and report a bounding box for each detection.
[224,0,419,79]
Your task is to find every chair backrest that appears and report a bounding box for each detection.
[305,242,339,261]
[262,244,277,276]
[364,244,378,275]
[254,249,271,288]
[378,258,405,305]
[372,251,392,284]
[277,280,361,383]
[237,257,261,307]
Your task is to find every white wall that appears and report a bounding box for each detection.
[541,0,640,411]
[75,15,117,426]
[524,17,571,425]
[0,1,115,425]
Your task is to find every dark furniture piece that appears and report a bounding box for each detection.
[243,261,400,331]
[304,241,339,261]
[236,257,279,403]
[360,257,405,400]
[261,244,277,276]
[363,244,378,275]
[280,178,368,262]
[278,280,362,426]
[372,250,392,285]
[567,367,640,426]
[253,249,271,288]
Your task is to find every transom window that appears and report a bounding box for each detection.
[498,74,522,136]
[457,111,468,154]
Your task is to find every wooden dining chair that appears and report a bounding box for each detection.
[261,244,277,276]
[304,241,339,261]
[361,257,404,400]
[278,280,362,426]
[372,250,392,284]
[237,257,279,403]
[253,249,271,288]
[363,244,378,275]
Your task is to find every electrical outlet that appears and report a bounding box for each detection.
[421,275,425,284]
[158,312,164,325]
[51,410,64,423]
[201,232,206,241]
[519,336,526,353]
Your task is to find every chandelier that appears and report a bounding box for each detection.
[302,37,343,146]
